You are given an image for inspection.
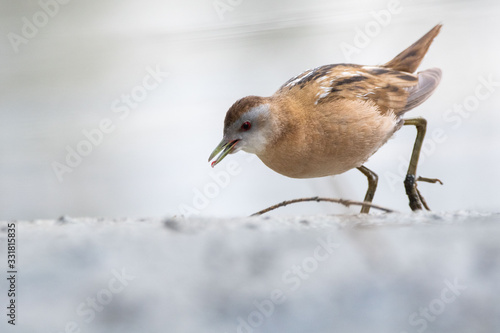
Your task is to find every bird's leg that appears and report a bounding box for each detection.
[403,117,430,211]
[357,165,378,214]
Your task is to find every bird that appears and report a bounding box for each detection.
[209,24,443,213]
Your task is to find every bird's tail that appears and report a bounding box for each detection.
[401,68,442,114]
[384,24,442,73]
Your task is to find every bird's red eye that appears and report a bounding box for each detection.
[241,121,251,131]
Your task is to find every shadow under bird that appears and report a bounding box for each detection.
[209,24,443,213]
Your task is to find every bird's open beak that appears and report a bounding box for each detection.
[208,139,239,168]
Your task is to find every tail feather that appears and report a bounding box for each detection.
[401,68,442,114]
[384,24,442,73]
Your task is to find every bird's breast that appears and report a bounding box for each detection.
[257,99,400,178]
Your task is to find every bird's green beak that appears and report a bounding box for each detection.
[208,139,239,168]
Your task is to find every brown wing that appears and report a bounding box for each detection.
[275,25,442,115]
[276,64,420,115]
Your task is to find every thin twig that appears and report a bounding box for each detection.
[250,196,395,216]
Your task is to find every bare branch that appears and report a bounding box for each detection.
[250,197,395,216]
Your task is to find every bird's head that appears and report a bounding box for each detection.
[208,96,277,167]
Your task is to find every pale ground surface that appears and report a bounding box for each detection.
[1,211,499,333]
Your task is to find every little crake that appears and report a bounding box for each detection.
[209,24,443,213]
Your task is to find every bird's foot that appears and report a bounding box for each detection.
[404,175,443,211]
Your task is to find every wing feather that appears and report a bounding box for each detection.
[276,64,426,115]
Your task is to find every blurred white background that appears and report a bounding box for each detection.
[1,0,499,220]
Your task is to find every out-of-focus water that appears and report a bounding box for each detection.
[1,0,499,219]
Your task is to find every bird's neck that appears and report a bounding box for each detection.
[255,96,303,156]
